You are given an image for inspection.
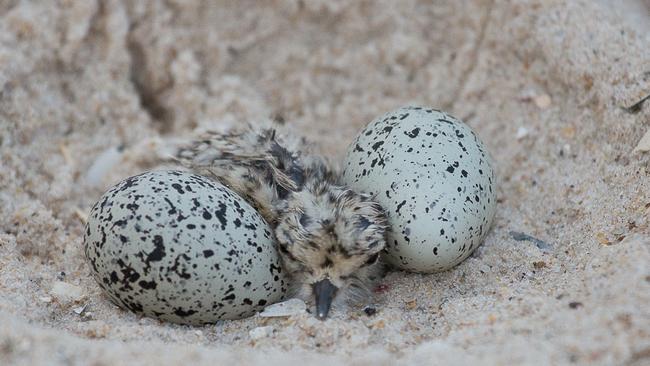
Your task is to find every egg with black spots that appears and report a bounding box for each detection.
[342,107,497,273]
[83,170,287,325]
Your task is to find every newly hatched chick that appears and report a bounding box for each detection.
[175,123,388,319]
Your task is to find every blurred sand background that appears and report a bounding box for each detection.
[0,0,649,365]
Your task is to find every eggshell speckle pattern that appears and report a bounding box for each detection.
[342,107,497,273]
[84,170,287,325]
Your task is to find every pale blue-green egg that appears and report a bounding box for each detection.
[342,107,497,273]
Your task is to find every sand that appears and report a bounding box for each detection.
[0,1,649,365]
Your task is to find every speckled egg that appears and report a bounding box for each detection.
[342,106,497,273]
[83,170,287,325]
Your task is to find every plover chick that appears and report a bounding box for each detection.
[175,122,388,319]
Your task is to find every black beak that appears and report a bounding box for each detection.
[312,278,338,320]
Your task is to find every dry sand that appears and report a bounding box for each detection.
[1,1,649,365]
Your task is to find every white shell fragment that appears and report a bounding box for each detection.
[259,298,306,317]
[633,129,650,153]
[83,170,288,325]
[72,305,88,315]
[343,106,497,273]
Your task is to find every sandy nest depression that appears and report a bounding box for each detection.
[0,1,649,365]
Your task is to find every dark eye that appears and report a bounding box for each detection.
[364,253,379,266]
[299,213,311,227]
[355,216,372,231]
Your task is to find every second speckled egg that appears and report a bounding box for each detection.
[342,106,497,273]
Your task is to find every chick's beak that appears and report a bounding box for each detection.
[312,278,338,320]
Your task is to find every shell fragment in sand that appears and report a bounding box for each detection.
[72,305,88,315]
[259,298,306,317]
[633,130,650,153]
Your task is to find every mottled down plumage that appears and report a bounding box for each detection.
[174,123,388,319]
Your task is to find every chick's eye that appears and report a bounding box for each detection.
[364,253,379,266]
[299,213,311,227]
[355,216,371,231]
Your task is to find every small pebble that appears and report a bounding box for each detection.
[249,326,274,340]
[569,302,583,309]
[259,298,306,317]
[363,306,377,316]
